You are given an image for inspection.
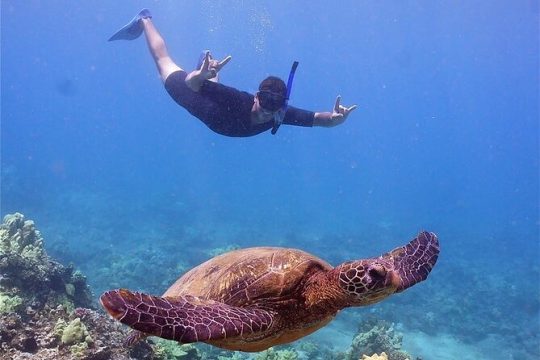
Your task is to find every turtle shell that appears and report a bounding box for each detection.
[163,247,333,307]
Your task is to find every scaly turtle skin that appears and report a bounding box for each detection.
[100,231,439,352]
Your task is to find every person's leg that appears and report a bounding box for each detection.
[141,18,182,83]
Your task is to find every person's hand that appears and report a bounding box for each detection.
[331,96,357,125]
[199,50,232,80]
[185,51,232,92]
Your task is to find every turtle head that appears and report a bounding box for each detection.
[336,259,401,306]
[336,231,440,306]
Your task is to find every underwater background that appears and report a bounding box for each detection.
[1,1,538,359]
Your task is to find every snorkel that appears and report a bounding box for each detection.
[271,61,299,135]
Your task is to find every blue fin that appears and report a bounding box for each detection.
[108,9,152,41]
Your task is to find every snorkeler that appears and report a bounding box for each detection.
[109,9,357,137]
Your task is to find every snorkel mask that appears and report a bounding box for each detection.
[258,91,286,113]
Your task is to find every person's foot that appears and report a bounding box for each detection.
[138,9,152,20]
[108,9,152,41]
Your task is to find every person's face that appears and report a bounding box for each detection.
[254,93,281,122]
[257,102,275,117]
[257,91,285,113]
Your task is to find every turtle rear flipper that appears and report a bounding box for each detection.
[385,231,440,292]
[100,289,275,343]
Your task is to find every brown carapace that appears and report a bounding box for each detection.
[100,231,439,352]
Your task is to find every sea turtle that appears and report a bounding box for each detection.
[100,231,439,352]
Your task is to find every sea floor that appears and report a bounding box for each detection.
[310,318,525,360]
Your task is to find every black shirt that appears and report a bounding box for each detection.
[165,71,314,137]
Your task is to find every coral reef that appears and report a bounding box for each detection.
[296,340,336,360]
[0,213,93,314]
[361,353,388,360]
[253,348,299,360]
[338,318,412,360]
[59,317,91,345]
[0,213,157,359]
[152,340,202,359]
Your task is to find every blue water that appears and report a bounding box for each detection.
[1,1,539,359]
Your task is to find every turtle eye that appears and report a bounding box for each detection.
[368,264,387,280]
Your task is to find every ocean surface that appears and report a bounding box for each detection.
[1,1,539,359]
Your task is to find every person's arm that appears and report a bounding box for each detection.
[185,51,232,92]
[313,96,357,127]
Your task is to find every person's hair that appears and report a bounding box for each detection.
[258,76,287,98]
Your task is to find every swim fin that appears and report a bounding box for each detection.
[108,9,152,41]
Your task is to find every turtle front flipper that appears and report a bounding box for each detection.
[100,289,275,344]
[385,231,440,292]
